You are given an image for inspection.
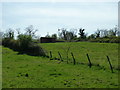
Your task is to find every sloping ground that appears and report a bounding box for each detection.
[2,45,119,88]
[40,42,119,70]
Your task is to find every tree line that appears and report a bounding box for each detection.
[1,25,120,43]
[45,25,120,43]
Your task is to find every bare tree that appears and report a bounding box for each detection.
[45,32,50,37]
[95,29,100,38]
[78,28,86,39]
[58,28,77,41]
[3,28,14,39]
[25,25,38,37]
[61,42,71,64]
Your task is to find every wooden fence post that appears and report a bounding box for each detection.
[106,56,113,73]
[71,52,76,65]
[58,51,63,61]
[86,53,92,68]
[50,51,52,60]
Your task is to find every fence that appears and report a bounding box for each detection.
[49,51,116,73]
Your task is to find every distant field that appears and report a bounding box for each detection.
[2,42,119,88]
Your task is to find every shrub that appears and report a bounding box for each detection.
[27,44,46,56]
[11,40,20,51]
[17,34,32,51]
[2,36,46,56]
[2,26,47,57]
[89,36,120,43]
[2,38,12,47]
[2,38,19,50]
[102,38,110,43]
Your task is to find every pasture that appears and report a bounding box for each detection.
[2,42,119,88]
[40,42,119,70]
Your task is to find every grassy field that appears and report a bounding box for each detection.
[40,42,119,70]
[2,42,119,88]
[0,45,2,89]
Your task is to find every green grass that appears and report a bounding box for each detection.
[0,46,2,89]
[2,42,119,88]
[40,42,119,70]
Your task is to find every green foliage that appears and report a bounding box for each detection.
[2,26,46,56]
[88,34,96,39]
[2,36,46,56]
[2,38,15,48]
[27,44,46,56]
[17,34,32,50]
[51,34,57,39]
[89,36,120,43]
[2,45,119,88]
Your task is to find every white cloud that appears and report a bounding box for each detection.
[4,4,117,20]
[2,2,118,36]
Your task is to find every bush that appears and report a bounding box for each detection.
[88,36,120,43]
[17,34,32,51]
[2,38,12,47]
[110,37,120,43]
[2,37,46,56]
[102,38,110,43]
[2,38,19,50]
[2,26,46,56]
[27,44,46,56]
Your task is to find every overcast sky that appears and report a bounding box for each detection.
[1,1,118,37]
